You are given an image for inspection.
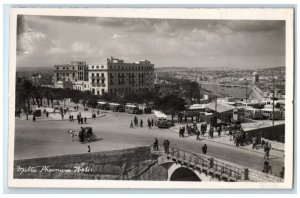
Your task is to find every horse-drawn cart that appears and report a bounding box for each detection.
[68,127,97,143]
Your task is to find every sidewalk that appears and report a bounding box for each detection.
[170,124,284,159]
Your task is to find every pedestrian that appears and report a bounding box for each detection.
[74,106,76,111]
[252,136,257,149]
[148,119,151,129]
[87,145,91,153]
[130,120,134,128]
[71,132,75,142]
[71,115,74,122]
[84,117,87,124]
[140,119,143,127]
[69,115,71,122]
[163,140,167,153]
[154,138,159,151]
[196,129,200,140]
[33,115,36,122]
[202,144,207,154]
[77,105,79,111]
[217,126,221,137]
[264,144,270,160]
[61,113,64,120]
[209,126,214,139]
[166,140,170,154]
[46,111,49,118]
[81,117,84,124]
[151,118,154,127]
[77,115,80,124]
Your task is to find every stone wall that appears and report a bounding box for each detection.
[14,146,168,181]
[245,124,285,143]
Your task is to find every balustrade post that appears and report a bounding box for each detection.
[242,168,249,180]
[209,158,214,168]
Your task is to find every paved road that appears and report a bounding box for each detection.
[14,111,284,176]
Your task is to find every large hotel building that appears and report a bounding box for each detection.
[53,57,155,95]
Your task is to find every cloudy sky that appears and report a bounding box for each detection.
[16,15,285,69]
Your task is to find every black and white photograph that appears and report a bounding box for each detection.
[8,8,294,189]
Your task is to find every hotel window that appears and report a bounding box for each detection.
[56,67,59,70]
[92,66,94,69]
[96,73,99,77]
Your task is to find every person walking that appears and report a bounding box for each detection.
[84,117,87,124]
[264,144,270,160]
[151,118,154,127]
[252,136,257,149]
[130,120,134,128]
[154,138,159,151]
[209,126,214,139]
[71,132,75,142]
[148,119,151,129]
[163,140,167,153]
[87,145,91,153]
[46,111,49,118]
[33,115,36,122]
[202,144,208,154]
[166,140,170,154]
[140,119,143,127]
[217,126,221,137]
[196,129,200,140]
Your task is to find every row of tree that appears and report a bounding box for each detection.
[16,76,208,125]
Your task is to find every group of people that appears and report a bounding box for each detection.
[130,116,154,129]
[152,138,170,154]
[77,113,87,124]
[233,129,247,147]
[263,140,272,160]
[74,105,79,111]
[178,122,225,140]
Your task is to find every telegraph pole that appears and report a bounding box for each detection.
[245,80,248,103]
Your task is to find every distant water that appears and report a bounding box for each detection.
[201,84,251,99]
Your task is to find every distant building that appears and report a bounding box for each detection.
[31,73,41,86]
[252,71,259,84]
[53,57,155,95]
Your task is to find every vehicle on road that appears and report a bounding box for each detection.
[154,110,171,128]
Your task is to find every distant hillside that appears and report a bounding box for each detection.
[17,67,53,72]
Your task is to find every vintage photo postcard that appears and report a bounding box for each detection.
[8,8,294,189]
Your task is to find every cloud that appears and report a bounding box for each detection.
[16,15,286,69]
[111,34,128,39]
[71,41,90,52]
[17,30,46,55]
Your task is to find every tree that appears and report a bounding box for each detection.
[183,81,201,104]
[154,93,186,125]
[16,80,33,120]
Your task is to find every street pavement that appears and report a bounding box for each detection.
[14,110,284,177]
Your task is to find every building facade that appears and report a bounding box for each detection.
[106,57,154,95]
[53,57,154,95]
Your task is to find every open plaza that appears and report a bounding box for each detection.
[14,101,285,177]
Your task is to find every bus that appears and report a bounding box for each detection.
[97,101,109,110]
[125,104,139,114]
[261,108,282,120]
[153,110,169,128]
[243,107,264,120]
[108,103,121,112]
[188,104,207,112]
